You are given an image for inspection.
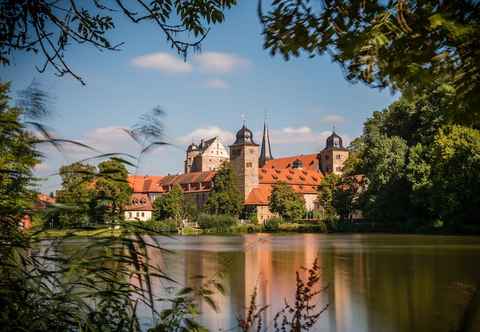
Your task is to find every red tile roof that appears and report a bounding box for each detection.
[246,167,323,205]
[262,154,321,171]
[128,175,164,192]
[259,167,323,186]
[124,193,153,211]
[128,171,216,194]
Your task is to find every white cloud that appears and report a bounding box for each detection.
[283,126,312,135]
[205,79,229,89]
[132,52,192,73]
[177,126,234,145]
[319,114,345,124]
[268,127,331,144]
[194,52,250,74]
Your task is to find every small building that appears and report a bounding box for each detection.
[126,171,216,221]
[124,193,153,221]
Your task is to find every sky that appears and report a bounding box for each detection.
[1,1,397,193]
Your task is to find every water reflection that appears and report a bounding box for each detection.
[47,234,480,331]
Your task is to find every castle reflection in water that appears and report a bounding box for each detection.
[135,234,480,332]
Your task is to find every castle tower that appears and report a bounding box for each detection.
[184,143,200,173]
[229,124,259,201]
[259,121,273,167]
[319,131,349,175]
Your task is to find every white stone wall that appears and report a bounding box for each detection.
[124,210,152,221]
[302,193,318,211]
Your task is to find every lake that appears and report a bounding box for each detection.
[58,234,480,331]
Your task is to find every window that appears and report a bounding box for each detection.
[336,154,341,160]
[246,162,253,168]
[128,212,132,218]
[249,149,255,154]
[141,212,145,217]
[136,212,140,217]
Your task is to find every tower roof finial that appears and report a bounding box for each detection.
[260,110,273,166]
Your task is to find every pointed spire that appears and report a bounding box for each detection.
[259,119,273,167]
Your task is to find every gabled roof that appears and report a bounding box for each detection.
[259,164,323,185]
[128,171,216,193]
[128,176,164,193]
[124,193,153,211]
[246,167,323,205]
[199,137,217,151]
[262,154,321,172]
[245,183,319,206]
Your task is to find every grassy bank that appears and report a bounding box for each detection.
[34,219,480,238]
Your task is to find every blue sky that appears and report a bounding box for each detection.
[2,1,396,193]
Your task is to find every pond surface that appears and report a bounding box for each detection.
[64,234,480,331]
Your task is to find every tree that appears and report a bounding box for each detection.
[260,0,480,125]
[317,174,339,219]
[407,125,480,227]
[0,82,40,231]
[56,162,97,226]
[269,182,305,221]
[95,158,132,222]
[204,163,243,217]
[318,173,362,222]
[153,184,184,221]
[0,0,236,84]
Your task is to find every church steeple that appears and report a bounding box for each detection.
[259,121,273,167]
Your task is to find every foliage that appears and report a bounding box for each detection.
[0,82,40,221]
[277,222,328,234]
[0,0,237,84]
[269,182,305,221]
[238,259,329,332]
[263,217,282,232]
[153,184,184,221]
[95,158,132,223]
[196,213,237,232]
[273,258,329,332]
[204,163,243,217]
[237,286,268,332]
[407,125,480,227]
[56,158,131,227]
[317,174,339,219]
[261,0,480,125]
[347,90,480,229]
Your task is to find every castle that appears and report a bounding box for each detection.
[125,122,349,222]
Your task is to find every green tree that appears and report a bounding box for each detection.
[317,174,339,219]
[261,0,480,125]
[204,163,243,217]
[56,162,97,227]
[153,184,184,221]
[332,176,362,223]
[95,158,132,223]
[269,182,305,221]
[407,125,480,227]
[0,82,40,231]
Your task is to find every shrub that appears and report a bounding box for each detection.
[230,224,262,233]
[263,217,282,232]
[197,213,237,232]
[149,219,178,233]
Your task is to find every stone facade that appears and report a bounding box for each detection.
[229,125,260,201]
[185,137,229,173]
[319,132,349,175]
